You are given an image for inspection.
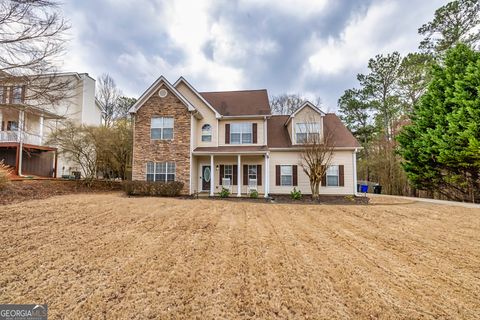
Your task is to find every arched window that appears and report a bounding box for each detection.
[201,124,212,142]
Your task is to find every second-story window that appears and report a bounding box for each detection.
[151,117,174,140]
[230,123,252,144]
[12,86,23,104]
[201,124,212,142]
[295,123,320,144]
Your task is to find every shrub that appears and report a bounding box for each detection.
[249,190,259,198]
[0,161,13,191]
[123,181,184,197]
[290,187,302,200]
[219,187,230,198]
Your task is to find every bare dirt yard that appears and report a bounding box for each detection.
[1,194,479,319]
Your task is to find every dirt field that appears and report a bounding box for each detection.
[1,194,479,319]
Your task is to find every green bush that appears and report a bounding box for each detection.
[219,187,230,198]
[249,190,259,198]
[290,187,302,200]
[123,181,184,197]
[0,161,13,191]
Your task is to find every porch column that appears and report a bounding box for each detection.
[18,110,24,142]
[210,154,214,196]
[237,155,241,197]
[39,115,44,145]
[264,153,269,198]
[0,108,3,130]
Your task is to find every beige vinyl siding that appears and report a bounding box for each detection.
[269,150,355,195]
[175,82,217,148]
[218,119,265,146]
[194,155,265,194]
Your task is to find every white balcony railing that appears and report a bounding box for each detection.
[0,130,42,145]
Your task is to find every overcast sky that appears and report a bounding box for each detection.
[62,0,447,111]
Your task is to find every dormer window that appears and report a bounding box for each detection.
[295,123,320,144]
[201,124,212,142]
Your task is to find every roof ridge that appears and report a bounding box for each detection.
[199,89,267,94]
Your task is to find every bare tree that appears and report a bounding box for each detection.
[48,122,98,181]
[96,73,122,127]
[0,0,72,109]
[270,94,322,115]
[299,117,335,200]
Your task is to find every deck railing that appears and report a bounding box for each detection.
[0,130,42,145]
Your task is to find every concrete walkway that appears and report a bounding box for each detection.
[368,193,480,209]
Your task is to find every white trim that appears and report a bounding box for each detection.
[189,114,193,194]
[150,116,174,140]
[264,154,269,198]
[210,155,215,196]
[285,101,325,125]
[221,115,272,119]
[193,151,267,155]
[173,77,221,119]
[263,117,268,146]
[353,149,358,196]
[200,164,211,192]
[237,155,241,197]
[268,147,362,151]
[129,76,196,114]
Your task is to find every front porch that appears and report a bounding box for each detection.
[192,152,270,197]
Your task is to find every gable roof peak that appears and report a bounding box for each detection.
[129,75,196,114]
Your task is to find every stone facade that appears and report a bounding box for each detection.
[132,85,191,194]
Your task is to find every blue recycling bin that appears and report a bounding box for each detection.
[360,185,369,193]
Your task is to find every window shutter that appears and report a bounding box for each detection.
[339,165,344,187]
[257,165,262,186]
[225,124,230,144]
[321,165,327,186]
[252,123,257,144]
[21,85,26,103]
[293,165,298,186]
[219,165,224,185]
[9,87,13,103]
[275,165,280,186]
[233,165,238,185]
[243,165,248,185]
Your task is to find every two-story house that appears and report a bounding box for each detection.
[0,72,102,178]
[130,76,360,197]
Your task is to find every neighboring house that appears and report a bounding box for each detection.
[0,72,102,178]
[129,76,360,197]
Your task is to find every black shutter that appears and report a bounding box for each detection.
[292,165,298,186]
[339,165,344,187]
[233,165,238,185]
[321,165,327,186]
[257,165,262,186]
[225,124,230,144]
[275,165,280,186]
[219,165,224,185]
[252,123,257,144]
[243,165,248,185]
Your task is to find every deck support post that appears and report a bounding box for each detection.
[264,153,269,198]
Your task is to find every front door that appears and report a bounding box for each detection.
[202,165,211,191]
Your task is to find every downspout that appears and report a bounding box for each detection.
[353,148,358,196]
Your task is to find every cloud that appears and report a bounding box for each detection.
[60,0,446,110]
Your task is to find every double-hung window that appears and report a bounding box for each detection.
[280,165,293,186]
[146,161,175,182]
[248,165,257,183]
[230,123,252,144]
[151,117,174,140]
[12,86,22,104]
[223,164,233,184]
[295,123,320,144]
[326,165,339,187]
[201,124,212,142]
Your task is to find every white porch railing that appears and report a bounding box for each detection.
[0,130,42,145]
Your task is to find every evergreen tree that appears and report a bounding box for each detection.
[398,44,480,202]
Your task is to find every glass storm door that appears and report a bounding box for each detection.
[202,165,211,191]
